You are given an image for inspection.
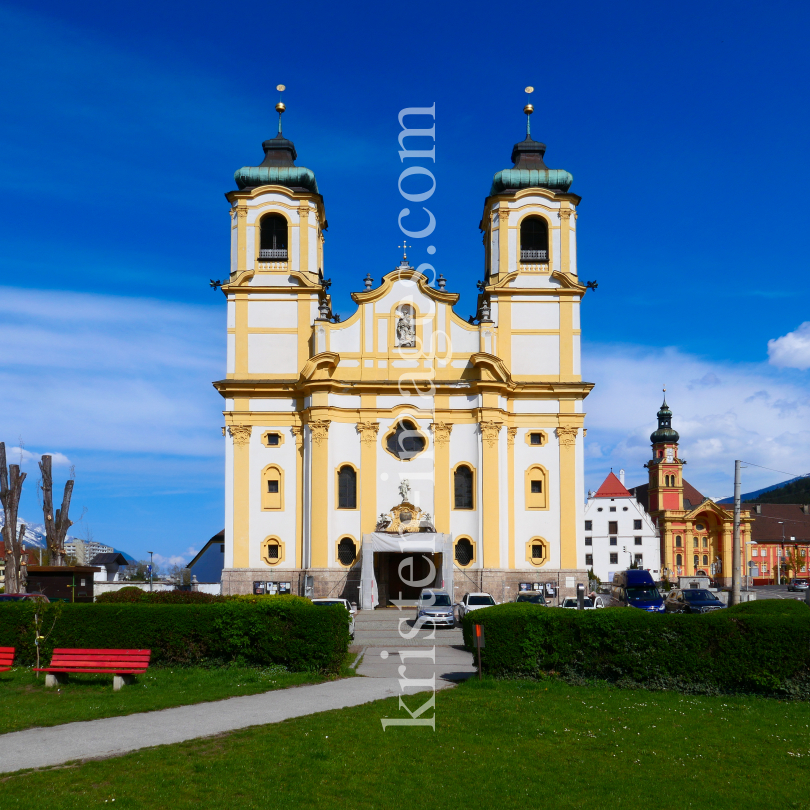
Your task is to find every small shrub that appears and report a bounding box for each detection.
[96,589,227,604]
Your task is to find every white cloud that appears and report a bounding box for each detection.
[582,343,810,498]
[153,546,199,568]
[768,322,810,370]
[0,287,224,457]
[1,447,72,467]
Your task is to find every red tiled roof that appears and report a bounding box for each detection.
[748,504,810,543]
[594,472,631,498]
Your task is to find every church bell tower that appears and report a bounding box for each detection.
[646,393,685,512]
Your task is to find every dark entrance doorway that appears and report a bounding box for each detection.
[374,552,439,606]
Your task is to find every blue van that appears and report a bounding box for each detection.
[608,570,665,612]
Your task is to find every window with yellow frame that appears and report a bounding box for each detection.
[526,538,548,567]
[524,464,549,510]
[261,464,284,510]
[261,536,285,566]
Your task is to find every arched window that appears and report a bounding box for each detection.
[675,536,682,548]
[693,537,699,548]
[261,465,284,510]
[337,537,357,567]
[520,216,548,261]
[676,553,683,566]
[259,213,288,259]
[384,420,427,461]
[527,538,548,566]
[454,537,475,567]
[703,537,709,548]
[261,536,284,565]
[703,554,709,566]
[337,465,357,509]
[525,465,549,510]
[453,465,474,510]
[693,555,699,568]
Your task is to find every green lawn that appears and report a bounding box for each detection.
[4,677,810,808]
[0,665,329,734]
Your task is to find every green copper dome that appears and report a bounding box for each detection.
[234,134,319,194]
[490,136,573,195]
[650,397,680,445]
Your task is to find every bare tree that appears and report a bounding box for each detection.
[0,443,27,593]
[39,455,74,567]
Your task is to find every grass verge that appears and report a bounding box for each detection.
[0,665,327,734]
[3,677,810,808]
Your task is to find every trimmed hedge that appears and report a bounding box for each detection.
[0,597,350,673]
[462,601,810,697]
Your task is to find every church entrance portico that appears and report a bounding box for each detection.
[361,533,453,610]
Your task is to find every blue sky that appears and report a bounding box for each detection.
[1,0,809,565]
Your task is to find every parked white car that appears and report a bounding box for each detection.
[310,597,356,638]
[561,597,597,610]
[456,592,496,622]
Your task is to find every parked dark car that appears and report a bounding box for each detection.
[605,569,665,612]
[664,589,725,614]
[515,592,547,605]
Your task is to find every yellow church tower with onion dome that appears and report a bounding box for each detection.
[214,90,594,606]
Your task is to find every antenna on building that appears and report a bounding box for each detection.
[275,84,286,136]
[523,86,534,136]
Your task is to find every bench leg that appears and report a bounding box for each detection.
[113,674,135,691]
[45,673,68,688]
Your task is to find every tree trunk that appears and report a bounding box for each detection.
[39,455,74,567]
[0,443,27,593]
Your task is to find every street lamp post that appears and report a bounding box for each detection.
[147,551,154,593]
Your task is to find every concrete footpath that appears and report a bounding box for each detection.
[0,642,474,774]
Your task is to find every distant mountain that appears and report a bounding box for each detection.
[0,515,49,549]
[718,476,810,505]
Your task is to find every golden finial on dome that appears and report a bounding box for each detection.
[275,85,286,134]
[524,86,534,135]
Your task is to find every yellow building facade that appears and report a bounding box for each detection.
[215,110,594,605]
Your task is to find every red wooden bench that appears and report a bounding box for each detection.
[34,648,151,690]
[0,647,14,672]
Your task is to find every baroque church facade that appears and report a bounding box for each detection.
[215,106,593,605]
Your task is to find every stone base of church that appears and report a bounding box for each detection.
[452,568,589,606]
[221,567,361,601]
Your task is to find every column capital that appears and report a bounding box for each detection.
[430,421,453,446]
[506,426,518,446]
[228,425,252,446]
[356,421,380,445]
[291,425,304,447]
[556,426,579,446]
[479,420,502,448]
[235,206,249,219]
[309,419,331,446]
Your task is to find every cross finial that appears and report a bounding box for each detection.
[275,84,286,136]
[398,241,411,261]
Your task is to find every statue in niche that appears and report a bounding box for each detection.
[396,305,416,347]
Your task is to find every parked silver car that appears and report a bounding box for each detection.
[416,589,455,627]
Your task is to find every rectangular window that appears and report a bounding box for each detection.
[634,536,642,546]
[610,537,617,546]
[585,554,593,566]
[585,536,592,546]
[608,521,618,534]
[584,520,592,531]
[633,519,642,530]
[266,434,279,446]
[609,553,618,564]
[531,480,543,494]
[752,548,758,557]
[530,433,542,445]
[267,480,279,493]
[609,506,616,512]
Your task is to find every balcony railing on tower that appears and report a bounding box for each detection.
[259,248,288,259]
[520,249,547,261]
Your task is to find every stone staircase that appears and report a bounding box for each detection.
[353,608,464,648]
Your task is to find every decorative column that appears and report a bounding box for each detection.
[498,206,509,276]
[556,425,579,569]
[292,426,304,569]
[357,422,380,535]
[559,207,572,275]
[298,205,310,275]
[229,425,252,568]
[309,419,330,568]
[236,205,248,274]
[430,422,453,533]
[507,427,517,569]
[480,420,502,569]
